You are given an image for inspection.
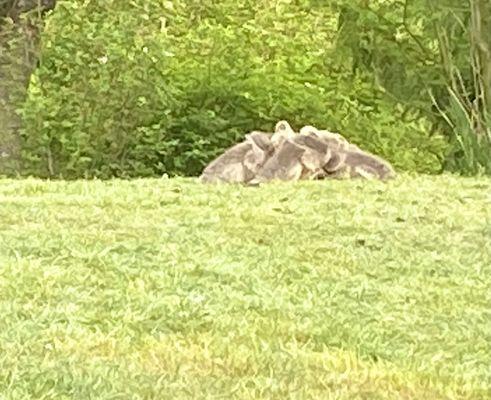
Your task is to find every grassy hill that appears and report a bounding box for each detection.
[0,174,490,399]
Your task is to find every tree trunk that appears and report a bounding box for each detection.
[0,0,56,175]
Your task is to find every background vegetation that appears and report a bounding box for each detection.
[1,0,490,178]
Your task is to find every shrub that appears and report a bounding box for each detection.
[19,0,448,178]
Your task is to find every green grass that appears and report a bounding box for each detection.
[0,174,490,399]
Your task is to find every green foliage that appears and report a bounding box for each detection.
[19,0,449,178]
[334,0,491,175]
[19,1,180,178]
[432,87,491,175]
[0,176,490,398]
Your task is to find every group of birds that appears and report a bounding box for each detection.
[199,120,396,185]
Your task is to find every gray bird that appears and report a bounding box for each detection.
[332,148,396,180]
[271,120,297,147]
[290,134,333,180]
[300,125,395,180]
[249,139,306,184]
[199,131,275,184]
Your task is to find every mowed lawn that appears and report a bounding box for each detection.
[0,174,490,399]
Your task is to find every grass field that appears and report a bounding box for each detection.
[0,174,490,399]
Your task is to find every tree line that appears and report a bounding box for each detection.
[0,0,489,178]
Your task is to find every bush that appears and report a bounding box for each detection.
[332,0,491,175]
[19,0,449,178]
[19,1,180,178]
